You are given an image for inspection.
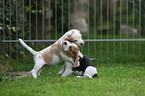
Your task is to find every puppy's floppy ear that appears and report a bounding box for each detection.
[73,47,80,68]
[69,46,77,55]
[64,36,76,43]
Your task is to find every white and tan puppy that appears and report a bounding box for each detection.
[19,29,84,78]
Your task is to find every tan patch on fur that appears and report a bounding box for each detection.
[66,46,78,61]
[64,31,81,43]
[42,44,60,63]
[68,31,75,37]
[65,46,79,66]
[73,47,80,67]
[64,36,77,43]
[38,56,42,59]
[57,40,60,45]
[51,40,60,47]
[65,45,80,67]
[78,31,81,34]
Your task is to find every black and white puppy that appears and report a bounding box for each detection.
[72,55,99,78]
[58,40,98,78]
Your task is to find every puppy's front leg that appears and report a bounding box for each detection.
[61,62,73,77]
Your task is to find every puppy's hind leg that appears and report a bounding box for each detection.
[58,64,65,75]
[37,66,45,76]
[31,59,45,78]
[38,65,50,76]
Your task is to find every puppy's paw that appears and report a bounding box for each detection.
[61,69,73,77]
[58,70,64,76]
[31,72,37,78]
[76,76,83,78]
[37,73,40,76]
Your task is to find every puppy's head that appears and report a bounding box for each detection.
[61,40,78,61]
[65,29,84,47]
[61,40,80,67]
[62,41,78,57]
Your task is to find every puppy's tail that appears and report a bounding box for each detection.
[19,38,37,55]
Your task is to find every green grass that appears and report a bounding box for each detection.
[1,34,145,96]
[0,55,145,96]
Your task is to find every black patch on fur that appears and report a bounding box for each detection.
[73,55,95,72]
[63,41,67,45]
[92,74,99,78]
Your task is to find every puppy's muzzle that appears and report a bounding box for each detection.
[78,42,84,47]
[77,39,84,47]
[80,43,84,46]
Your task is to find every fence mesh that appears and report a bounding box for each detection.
[1,0,145,64]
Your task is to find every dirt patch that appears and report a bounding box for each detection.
[1,71,31,81]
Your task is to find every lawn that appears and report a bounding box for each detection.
[0,55,145,96]
[1,34,145,96]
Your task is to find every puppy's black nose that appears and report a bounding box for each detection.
[80,43,84,46]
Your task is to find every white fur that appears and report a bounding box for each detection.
[61,62,73,76]
[58,64,65,75]
[19,39,37,55]
[19,29,84,78]
[50,55,61,65]
[60,51,74,63]
[83,66,98,78]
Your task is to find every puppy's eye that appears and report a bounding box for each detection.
[74,40,77,42]
[63,42,67,45]
[69,46,72,49]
